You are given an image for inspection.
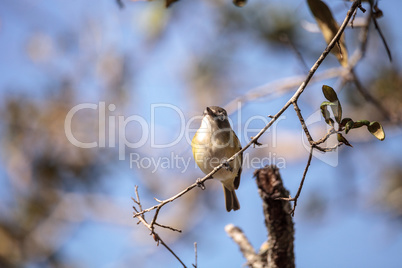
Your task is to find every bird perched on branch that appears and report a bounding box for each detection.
[192,106,243,211]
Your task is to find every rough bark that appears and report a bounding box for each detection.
[254,165,295,268]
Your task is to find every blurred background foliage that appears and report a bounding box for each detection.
[0,0,401,267]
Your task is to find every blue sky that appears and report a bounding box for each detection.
[1,0,402,267]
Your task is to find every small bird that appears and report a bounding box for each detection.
[192,106,243,212]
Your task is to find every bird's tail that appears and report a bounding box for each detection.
[223,185,240,212]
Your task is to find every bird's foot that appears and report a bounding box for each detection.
[222,161,233,172]
[196,178,206,190]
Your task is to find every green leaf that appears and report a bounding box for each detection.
[367,121,385,141]
[340,118,352,127]
[353,120,370,129]
[345,119,354,134]
[320,100,342,125]
[321,101,335,106]
[322,86,342,123]
[332,101,342,124]
[337,133,353,147]
[322,85,338,102]
[320,102,334,126]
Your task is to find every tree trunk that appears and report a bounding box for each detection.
[254,165,295,268]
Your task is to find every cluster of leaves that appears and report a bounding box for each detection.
[320,85,385,147]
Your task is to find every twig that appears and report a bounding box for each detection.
[133,177,212,219]
[292,102,314,144]
[154,222,182,233]
[132,187,187,268]
[134,186,142,210]
[293,99,340,152]
[359,9,372,59]
[313,127,336,146]
[155,236,187,268]
[192,242,198,268]
[372,15,392,62]
[276,146,314,216]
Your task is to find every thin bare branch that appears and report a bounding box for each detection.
[313,127,336,146]
[134,186,143,210]
[192,242,198,268]
[132,188,187,268]
[156,235,187,268]
[293,101,314,144]
[372,15,392,61]
[154,222,182,233]
[276,146,313,216]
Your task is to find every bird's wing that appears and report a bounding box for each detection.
[233,131,242,190]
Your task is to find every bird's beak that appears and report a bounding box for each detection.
[206,107,214,116]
